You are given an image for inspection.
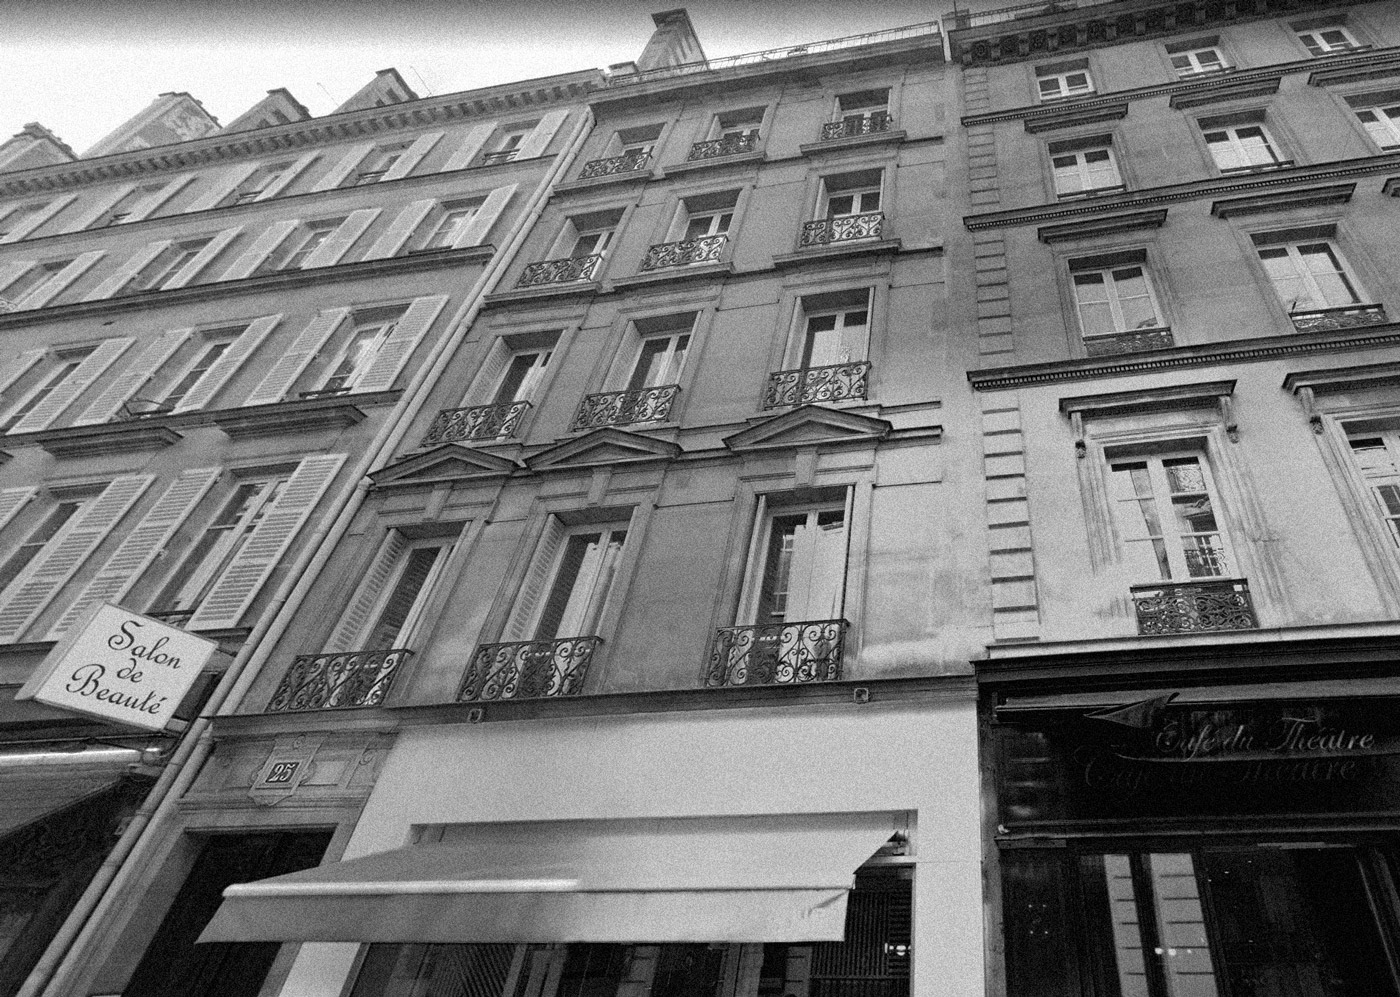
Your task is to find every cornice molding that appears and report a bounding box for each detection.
[1168,76,1281,110]
[1209,182,1355,218]
[1023,102,1128,134]
[1037,208,1167,243]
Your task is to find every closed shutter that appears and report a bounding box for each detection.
[301,208,380,268]
[325,531,408,651]
[364,199,435,259]
[0,261,36,298]
[515,109,570,160]
[184,162,260,213]
[124,175,195,222]
[0,475,153,642]
[0,488,37,535]
[59,185,136,233]
[185,454,346,630]
[162,226,242,289]
[256,151,320,200]
[503,516,567,640]
[441,123,496,172]
[381,132,444,181]
[350,295,447,393]
[47,468,222,639]
[172,314,281,412]
[311,143,374,192]
[220,219,299,280]
[9,337,135,434]
[0,349,45,397]
[74,328,192,425]
[19,250,104,308]
[241,308,348,406]
[3,193,78,241]
[83,239,172,300]
[454,184,515,248]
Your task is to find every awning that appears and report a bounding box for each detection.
[996,676,1400,720]
[200,812,903,945]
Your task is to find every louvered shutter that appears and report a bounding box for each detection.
[162,226,241,289]
[123,175,195,222]
[220,219,299,280]
[515,110,570,160]
[3,193,78,241]
[172,314,281,413]
[59,185,136,234]
[184,162,260,213]
[454,185,515,248]
[19,250,104,308]
[9,337,135,434]
[83,239,171,300]
[0,488,37,534]
[0,475,153,642]
[325,531,409,651]
[0,261,36,298]
[503,516,567,640]
[302,208,380,268]
[256,151,320,200]
[241,308,348,406]
[381,132,443,181]
[466,341,513,405]
[364,200,435,259]
[441,123,496,172]
[185,454,346,630]
[311,143,374,192]
[0,349,45,397]
[351,296,447,393]
[47,468,221,639]
[74,328,192,425]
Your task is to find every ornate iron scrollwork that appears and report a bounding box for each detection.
[572,384,680,430]
[265,649,412,712]
[821,111,893,140]
[578,149,652,179]
[799,212,884,247]
[1131,579,1258,635]
[458,636,601,701]
[422,401,531,444]
[1289,304,1388,334]
[516,254,603,288]
[1083,327,1175,357]
[705,619,849,687]
[764,362,871,408]
[639,234,728,271]
[687,132,757,161]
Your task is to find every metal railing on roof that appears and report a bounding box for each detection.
[945,0,1125,30]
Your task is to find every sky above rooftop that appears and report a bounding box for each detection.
[2,0,964,155]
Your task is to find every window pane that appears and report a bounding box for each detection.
[364,545,442,651]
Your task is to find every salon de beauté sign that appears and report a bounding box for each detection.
[17,604,218,732]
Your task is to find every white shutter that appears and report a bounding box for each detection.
[441,123,496,172]
[3,193,78,241]
[0,475,153,642]
[504,516,568,640]
[0,488,37,535]
[454,185,515,248]
[74,328,192,425]
[83,240,171,300]
[351,295,447,393]
[301,208,380,268]
[19,250,104,308]
[220,219,299,280]
[325,531,409,651]
[515,110,570,160]
[465,341,513,405]
[807,519,848,620]
[47,467,221,639]
[184,162,260,213]
[59,185,135,234]
[0,349,45,397]
[9,337,135,434]
[364,200,435,259]
[0,261,36,297]
[242,308,348,406]
[185,454,346,630]
[172,314,281,413]
[162,226,242,289]
[123,175,195,222]
[381,132,443,181]
[311,143,374,191]
[256,151,320,200]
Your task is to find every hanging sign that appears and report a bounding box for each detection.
[16,603,219,732]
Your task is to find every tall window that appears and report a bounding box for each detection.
[92,182,166,227]
[351,143,409,185]
[1254,237,1363,313]
[626,330,690,392]
[156,333,239,411]
[257,218,343,274]
[1347,433,1400,547]
[1071,262,1164,340]
[834,89,890,127]
[418,199,481,251]
[225,159,296,205]
[317,312,401,395]
[798,295,870,369]
[1036,62,1094,101]
[0,347,95,433]
[509,521,630,642]
[358,539,452,650]
[712,107,764,144]
[1107,454,1231,581]
[1349,93,1400,150]
[131,237,213,293]
[485,125,531,165]
[490,347,552,405]
[0,498,83,593]
[616,123,662,159]
[1169,44,1229,76]
[1200,120,1284,172]
[1297,24,1361,56]
[682,204,733,240]
[0,201,52,241]
[0,259,72,309]
[822,174,882,218]
[746,503,848,626]
[1049,138,1123,197]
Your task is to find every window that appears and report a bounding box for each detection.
[617,123,662,158]
[681,204,733,241]
[796,290,871,369]
[509,520,630,642]
[154,332,240,412]
[350,143,410,186]
[256,218,344,274]
[834,88,891,127]
[483,125,531,165]
[1107,453,1231,581]
[1297,23,1361,57]
[0,259,72,308]
[489,346,553,406]
[669,190,738,244]
[742,500,849,626]
[551,209,622,261]
[1253,235,1364,313]
[225,159,296,205]
[1347,433,1400,547]
[1049,137,1123,197]
[1071,259,1165,341]
[823,179,882,219]
[626,328,690,392]
[417,199,482,252]
[353,538,453,651]
[128,236,214,293]
[316,310,403,395]
[1200,119,1284,172]
[90,183,166,228]
[0,347,95,433]
[712,107,764,145]
[0,202,50,241]
[0,498,83,593]
[1347,91,1400,150]
[1166,36,1230,76]
[1036,61,1094,101]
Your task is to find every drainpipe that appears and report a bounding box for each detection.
[23,102,595,997]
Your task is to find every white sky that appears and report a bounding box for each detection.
[1,1,959,156]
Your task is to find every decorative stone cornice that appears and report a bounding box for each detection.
[1023,103,1128,134]
[1037,208,1166,243]
[1167,76,1280,110]
[1209,182,1355,218]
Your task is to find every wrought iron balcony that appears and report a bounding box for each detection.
[422,401,530,445]
[578,149,651,179]
[799,212,884,248]
[1289,303,1389,334]
[640,234,728,271]
[480,149,519,166]
[705,619,849,688]
[458,636,600,701]
[572,384,679,430]
[266,648,411,712]
[516,254,603,288]
[1083,327,1175,357]
[1131,579,1258,636]
[821,112,893,140]
[764,361,871,408]
[688,132,757,161]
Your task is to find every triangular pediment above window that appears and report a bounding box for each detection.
[526,428,682,471]
[723,405,891,453]
[369,444,520,489]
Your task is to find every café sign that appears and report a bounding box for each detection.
[16,603,218,732]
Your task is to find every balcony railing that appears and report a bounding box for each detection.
[1289,303,1389,334]
[422,401,530,445]
[764,361,871,408]
[572,384,679,430]
[516,254,603,288]
[1083,327,1175,357]
[705,619,850,687]
[266,648,411,712]
[688,132,757,161]
[640,234,728,271]
[946,0,1120,30]
[799,212,884,247]
[480,149,519,166]
[821,112,893,140]
[1131,579,1258,635]
[458,636,600,701]
[578,149,652,180]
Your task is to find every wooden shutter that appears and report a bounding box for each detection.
[220,219,299,280]
[83,239,171,300]
[256,151,320,200]
[242,308,348,406]
[0,475,153,642]
[9,337,135,434]
[3,193,78,241]
[351,296,447,393]
[454,185,515,248]
[124,175,195,222]
[381,132,443,181]
[185,454,346,630]
[325,531,409,651]
[184,162,260,213]
[364,200,435,259]
[162,226,242,289]
[0,488,37,535]
[441,123,496,172]
[302,208,380,268]
[47,468,221,639]
[0,349,45,397]
[19,250,104,308]
[465,340,513,405]
[0,261,36,298]
[172,314,281,413]
[74,328,192,425]
[311,142,374,191]
[59,185,136,233]
[503,516,568,640]
[515,110,570,160]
